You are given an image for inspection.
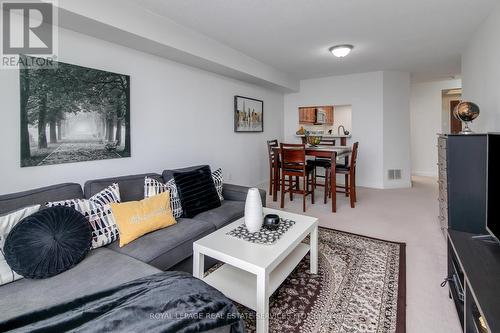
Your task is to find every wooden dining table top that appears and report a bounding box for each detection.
[272,145,351,157]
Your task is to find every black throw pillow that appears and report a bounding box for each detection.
[173,166,221,218]
[4,206,92,279]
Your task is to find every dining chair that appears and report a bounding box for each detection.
[280,143,315,212]
[267,140,280,195]
[307,139,336,203]
[335,142,359,208]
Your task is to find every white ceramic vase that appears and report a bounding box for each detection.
[244,188,263,233]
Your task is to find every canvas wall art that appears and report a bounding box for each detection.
[234,95,263,132]
[20,55,131,167]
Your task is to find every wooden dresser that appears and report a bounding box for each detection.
[437,134,487,235]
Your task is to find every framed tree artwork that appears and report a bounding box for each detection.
[234,95,263,132]
[20,55,131,167]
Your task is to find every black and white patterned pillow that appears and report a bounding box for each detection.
[88,183,121,206]
[144,177,183,219]
[46,184,121,249]
[212,168,224,201]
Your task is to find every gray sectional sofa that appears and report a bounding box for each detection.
[0,165,265,328]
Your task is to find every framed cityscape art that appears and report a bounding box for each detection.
[234,95,263,132]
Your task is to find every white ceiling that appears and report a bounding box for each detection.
[133,0,496,82]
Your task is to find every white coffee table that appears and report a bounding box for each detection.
[193,208,318,333]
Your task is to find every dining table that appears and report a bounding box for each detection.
[272,145,352,212]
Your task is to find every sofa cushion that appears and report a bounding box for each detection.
[194,200,245,229]
[0,183,83,215]
[107,218,215,270]
[0,248,161,322]
[84,173,162,202]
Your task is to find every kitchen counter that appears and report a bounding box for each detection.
[295,134,351,138]
[295,134,351,146]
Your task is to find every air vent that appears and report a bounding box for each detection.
[388,169,402,180]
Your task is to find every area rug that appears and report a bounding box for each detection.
[210,228,406,333]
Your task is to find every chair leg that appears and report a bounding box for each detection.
[345,174,349,197]
[303,176,307,212]
[349,171,355,208]
[280,173,285,209]
[289,176,293,201]
[311,171,315,205]
[295,176,299,190]
[353,169,357,203]
[329,171,332,198]
[331,167,336,213]
[324,168,329,204]
[269,168,273,194]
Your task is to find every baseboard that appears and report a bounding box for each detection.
[412,171,438,178]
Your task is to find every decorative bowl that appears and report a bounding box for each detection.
[263,214,280,230]
[306,136,322,146]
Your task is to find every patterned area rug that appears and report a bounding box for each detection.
[210,228,406,333]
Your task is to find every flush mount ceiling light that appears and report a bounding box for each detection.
[329,45,354,58]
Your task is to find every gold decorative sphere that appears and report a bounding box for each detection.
[453,101,480,123]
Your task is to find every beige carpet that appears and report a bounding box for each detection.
[261,176,461,333]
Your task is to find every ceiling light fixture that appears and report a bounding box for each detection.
[329,44,354,58]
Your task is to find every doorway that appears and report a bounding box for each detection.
[442,89,462,134]
[449,100,462,134]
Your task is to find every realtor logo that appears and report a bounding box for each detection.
[1,0,58,68]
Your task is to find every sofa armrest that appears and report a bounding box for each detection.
[222,184,266,207]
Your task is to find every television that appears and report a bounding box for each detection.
[486,133,500,240]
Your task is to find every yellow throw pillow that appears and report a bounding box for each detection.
[110,191,176,247]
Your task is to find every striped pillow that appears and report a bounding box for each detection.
[144,168,224,219]
[144,177,183,219]
[47,184,121,249]
[173,166,221,218]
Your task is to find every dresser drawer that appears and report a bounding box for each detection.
[438,137,447,149]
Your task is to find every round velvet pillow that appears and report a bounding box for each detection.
[4,206,92,279]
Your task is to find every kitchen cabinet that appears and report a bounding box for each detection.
[298,106,334,125]
[324,106,334,125]
[299,107,316,124]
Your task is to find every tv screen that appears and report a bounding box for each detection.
[487,134,500,240]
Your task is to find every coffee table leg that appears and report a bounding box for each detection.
[193,248,204,279]
[256,271,269,333]
[310,226,318,274]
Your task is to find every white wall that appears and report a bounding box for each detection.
[0,27,284,194]
[285,72,384,188]
[462,4,500,132]
[284,71,411,189]
[410,79,462,177]
[383,72,412,188]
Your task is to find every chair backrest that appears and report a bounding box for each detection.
[280,143,306,172]
[349,142,359,168]
[318,139,336,146]
[267,139,279,167]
